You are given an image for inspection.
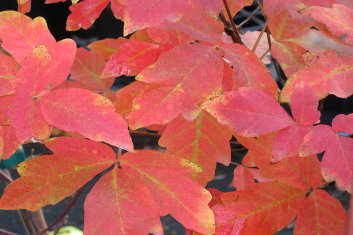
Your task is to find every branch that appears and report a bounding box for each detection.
[40,187,84,234]
[222,0,243,45]
[0,229,20,235]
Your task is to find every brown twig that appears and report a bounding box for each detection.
[231,147,247,152]
[0,170,12,184]
[40,187,84,234]
[252,21,268,52]
[0,229,20,235]
[238,5,261,28]
[222,0,243,44]
[129,130,160,137]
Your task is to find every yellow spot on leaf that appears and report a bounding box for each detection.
[180,159,202,173]
[94,96,110,106]
[33,45,51,65]
[134,104,140,110]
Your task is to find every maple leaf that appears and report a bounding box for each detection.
[202,87,293,137]
[213,181,307,234]
[280,50,353,103]
[85,150,215,234]
[127,43,224,129]
[0,137,117,210]
[295,190,348,234]
[158,111,232,186]
[302,4,353,45]
[39,87,133,151]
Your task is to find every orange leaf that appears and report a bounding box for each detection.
[0,11,55,63]
[0,137,116,211]
[159,111,232,186]
[214,181,306,234]
[39,88,133,151]
[101,40,162,78]
[85,150,215,234]
[259,155,323,190]
[280,50,353,102]
[128,43,224,129]
[302,4,353,45]
[70,48,114,91]
[202,88,293,137]
[295,190,348,234]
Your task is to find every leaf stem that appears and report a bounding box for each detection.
[238,5,261,28]
[129,130,160,137]
[252,21,268,52]
[40,187,84,234]
[222,0,243,44]
[0,229,20,235]
[0,170,12,183]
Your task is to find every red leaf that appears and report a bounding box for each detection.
[259,155,323,190]
[0,95,15,125]
[39,88,133,151]
[159,111,232,186]
[0,53,19,96]
[66,0,110,31]
[17,0,31,13]
[237,132,277,168]
[290,86,320,125]
[332,113,353,134]
[0,137,116,211]
[295,190,348,234]
[302,4,353,45]
[232,165,256,190]
[122,0,188,35]
[70,48,114,91]
[128,43,224,129]
[321,133,353,193]
[221,44,278,98]
[84,167,163,235]
[9,41,76,142]
[280,50,353,102]
[87,37,128,60]
[101,40,162,77]
[85,150,215,234]
[115,81,147,119]
[272,125,314,159]
[159,3,224,43]
[202,88,293,137]
[0,126,20,160]
[0,11,55,62]
[213,181,306,234]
